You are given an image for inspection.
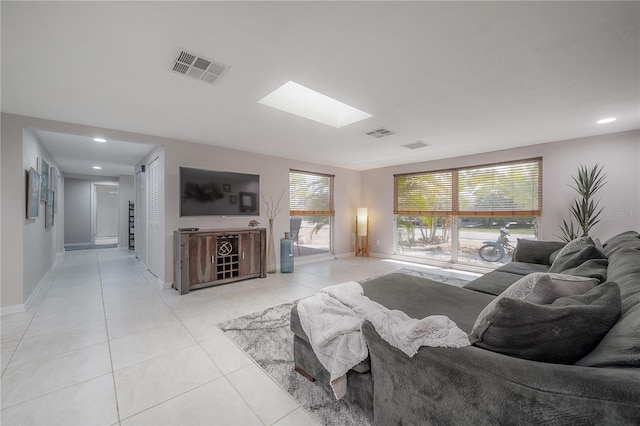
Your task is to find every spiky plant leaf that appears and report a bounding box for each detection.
[559,163,607,239]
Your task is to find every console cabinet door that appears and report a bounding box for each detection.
[188,234,217,285]
[239,231,261,276]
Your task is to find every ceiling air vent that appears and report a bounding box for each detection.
[170,48,228,85]
[402,141,430,150]
[365,128,396,138]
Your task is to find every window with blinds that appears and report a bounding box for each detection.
[395,158,542,217]
[289,170,335,216]
[395,171,454,215]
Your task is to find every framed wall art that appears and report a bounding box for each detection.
[40,158,49,202]
[45,190,54,228]
[51,167,59,213]
[26,167,40,219]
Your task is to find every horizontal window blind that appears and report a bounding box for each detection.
[395,158,541,217]
[458,159,541,216]
[394,171,454,215]
[290,169,335,216]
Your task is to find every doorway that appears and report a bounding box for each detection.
[93,183,119,246]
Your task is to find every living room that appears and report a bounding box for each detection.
[1,1,639,425]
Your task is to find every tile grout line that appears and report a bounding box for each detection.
[96,250,123,426]
[0,252,65,379]
[0,252,115,412]
[160,283,269,425]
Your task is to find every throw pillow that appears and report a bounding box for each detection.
[549,248,563,264]
[512,239,566,265]
[472,272,599,331]
[470,282,621,364]
[549,245,607,273]
[553,236,595,260]
[602,231,640,257]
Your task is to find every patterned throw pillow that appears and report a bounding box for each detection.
[472,272,599,332]
[470,282,621,364]
[553,236,595,260]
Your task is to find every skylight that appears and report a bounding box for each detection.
[258,81,371,128]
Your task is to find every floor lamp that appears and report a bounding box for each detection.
[355,207,369,257]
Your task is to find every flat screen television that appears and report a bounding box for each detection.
[179,167,260,216]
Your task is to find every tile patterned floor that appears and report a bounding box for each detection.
[0,249,476,425]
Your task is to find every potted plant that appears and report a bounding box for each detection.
[558,163,607,242]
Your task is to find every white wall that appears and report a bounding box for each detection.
[64,178,92,244]
[63,175,120,245]
[20,128,64,310]
[137,139,361,286]
[361,130,640,256]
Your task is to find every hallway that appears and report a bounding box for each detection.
[0,248,426,425]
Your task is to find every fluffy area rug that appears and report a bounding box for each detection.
[219,302,371,425]
[218,269,473,426]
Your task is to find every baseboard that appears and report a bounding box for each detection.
[334,252,355,259]
[0,303,27,315]
[63,242,91,248]
[24,256,59,311]
[2,256,59,315]
[159,278,172,290]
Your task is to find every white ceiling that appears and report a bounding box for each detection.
[33,130,154,177]
[2,1,639,173]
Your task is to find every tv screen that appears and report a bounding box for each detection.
[180,167,260,216]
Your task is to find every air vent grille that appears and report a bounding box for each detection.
[365,128,396,138]
[402,141,430,150]
[170,48,228,85]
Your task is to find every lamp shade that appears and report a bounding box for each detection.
[357,208,368,236]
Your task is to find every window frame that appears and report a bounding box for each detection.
[289,169,335,256]
[394,157,542,218]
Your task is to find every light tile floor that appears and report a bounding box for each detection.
[0,249,474,425]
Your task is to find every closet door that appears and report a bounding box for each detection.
[147,156,161,277]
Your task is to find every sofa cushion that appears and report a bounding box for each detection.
[512,239,566,265]
[472,272,599,331]
[577,248,640,366]
[549,244,607,273]
[560,258,608,282]
[470,282,621,364]
[360,273,494,333]
[602,231,640,257]
[463,270,525,296]
[496,262,550,276]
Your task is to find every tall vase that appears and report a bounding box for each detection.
[267,218,277,273]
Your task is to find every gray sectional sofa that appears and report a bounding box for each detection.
[290,231,640,424]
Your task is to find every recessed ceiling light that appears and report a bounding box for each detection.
[597,117,616,124]
[93,166,102,170]
[93,138,107,143]
[258,81,371,128]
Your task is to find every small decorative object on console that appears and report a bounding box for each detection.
[248,219,260,228]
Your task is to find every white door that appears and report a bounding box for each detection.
[135,168,147,262]
[147,156,161,277]
[92,183,119,245]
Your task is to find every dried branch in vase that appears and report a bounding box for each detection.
[261,189,286,220]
